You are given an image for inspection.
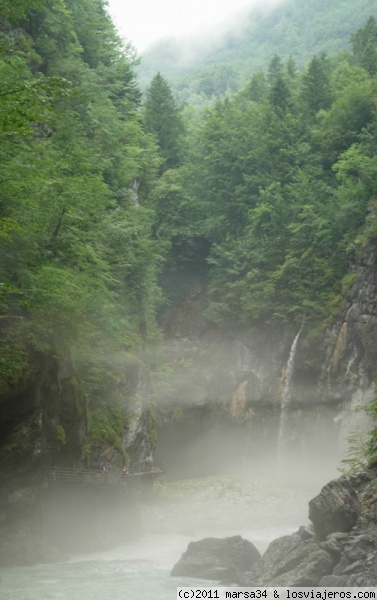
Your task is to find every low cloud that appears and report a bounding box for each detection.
[109,0,288,54]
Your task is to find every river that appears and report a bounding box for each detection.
[0,473,332,600]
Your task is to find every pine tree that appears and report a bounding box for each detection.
[301,54,332,113]
[286,55,298,80]
[269,74,291,114]
[267,55,284,86]
[144,72,184,174]
[247,72,268,102]
[351,16,377,75]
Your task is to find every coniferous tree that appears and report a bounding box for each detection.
[247,72,268,102]
[144,72,184,173]
[301,54,332,113]
[269,74,291,113]
[267,54,284,86]
[286,55,298,79]
[351,16,377,75]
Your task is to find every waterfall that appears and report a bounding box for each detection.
[131,179,140,205]
[277,325,303,462]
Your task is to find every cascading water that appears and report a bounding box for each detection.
[277,325,303,462]
[131,179,140,205]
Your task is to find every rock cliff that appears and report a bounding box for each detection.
[244,467,377,586]
[0,349,152,565]
[154,240,377,480]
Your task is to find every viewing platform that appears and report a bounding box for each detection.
[46,466,163,490]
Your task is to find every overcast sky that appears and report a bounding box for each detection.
[107,0,284,53]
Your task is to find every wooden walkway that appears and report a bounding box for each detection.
[46,467,163,489]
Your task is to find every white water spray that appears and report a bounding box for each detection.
[277,325,303,462]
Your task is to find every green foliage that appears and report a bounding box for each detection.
[0,0,46,21]
[364,387,377,463]
[341,386,377,475]
[301,54,333,113]
[147,425,158,447]
[351,16,377,75]
[55,424,66,444]
[72,351,137,456]
[0,334,31,395]
[340,428,370,476]
[245,72,268,102]
[341,272,358,295]
[153,19,377,331]
[88,405,124,452]
[144,72,185,173]
[267,55,284,86]
[313,74,376,165]
[0,0,162,335]
[82,443,91,465]
[0,0,163,459]
[171,407,184,423]
[269,74,292,114]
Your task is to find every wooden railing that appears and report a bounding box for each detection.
[46,467,163,489]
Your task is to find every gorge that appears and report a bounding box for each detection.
[1,236,376,584]
[0,0,377,598]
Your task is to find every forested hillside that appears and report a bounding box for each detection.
[138,0,377,104]
[0,0,162,460]
[148,18,377,333]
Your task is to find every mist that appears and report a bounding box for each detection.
[147,333,349,494]
[30,331,349,561]
[108,0,288,55]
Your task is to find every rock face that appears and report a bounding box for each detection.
[154,240,377,482]
[247,468,377,587]
[325,239,377,457]
[172,468,377,586]
[245,533,336,587]
[308,478,360,540]
[155,327,342,480]
[171,535,261,581]
[0,352,151,566]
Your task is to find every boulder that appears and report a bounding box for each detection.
[309,478,360,540]
[297,525,315,541]
[319,532,349,557]
[318,529,377,586]
[171,535,261,581]
[246,534,335,586]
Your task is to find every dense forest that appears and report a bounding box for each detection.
[1,0,377,462]
[0,0,163,459]
[151,21,377,329]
